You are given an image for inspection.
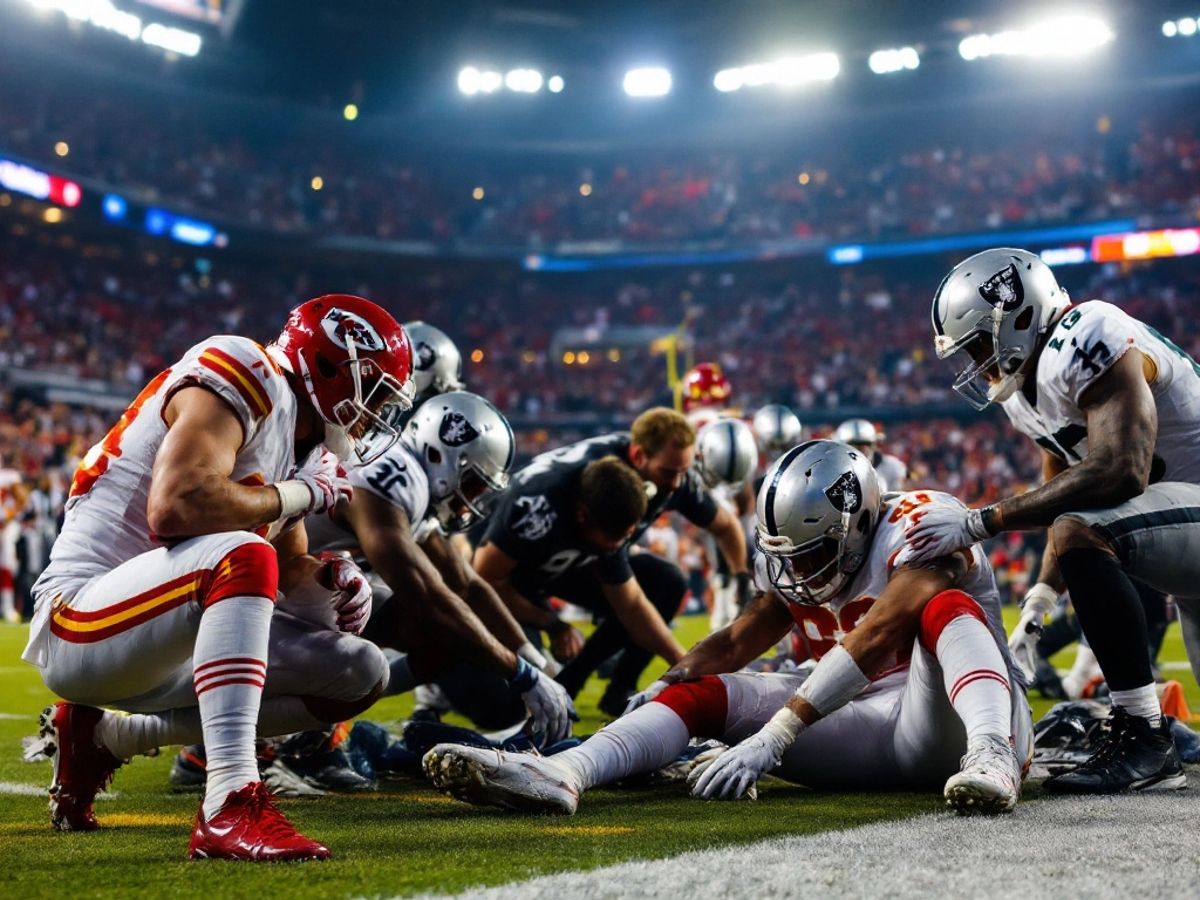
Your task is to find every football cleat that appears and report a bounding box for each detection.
[188,781,331,861]
[423,744,579,815]
[285,746,376,793]
[260,758,327,798]
[34,702,123,831]
[944,734,1021,815]
[169,744,207,792]
[1043,708,1187,794]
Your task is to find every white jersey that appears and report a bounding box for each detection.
[873,452,908,493]
[33,336,298,604]
[1001,300,1200,484]
[304,439,433,555]
[755,489,1013,680]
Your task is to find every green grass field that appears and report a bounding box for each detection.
[2,614,1196,899]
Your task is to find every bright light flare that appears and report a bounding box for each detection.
[623,67,672,97]
[713,53,840,92]
[959,16,1113,61]
[868,46,920,74]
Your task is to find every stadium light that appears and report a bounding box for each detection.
[547,75,565,93]
[868,46,920,74]
[26,0,202,57]
[1165,17,1200,37]
[959,15,1113,61]
[623,67,672,97]
[504,68,543,93]
[343,103,359,121]
[713,53,840,92]
[458,66,504,95]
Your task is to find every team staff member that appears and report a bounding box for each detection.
[475,408,751,715]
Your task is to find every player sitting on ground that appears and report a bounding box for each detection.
[425,440,1032,815]
[22,295,413,861]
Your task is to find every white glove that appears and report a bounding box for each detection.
[623,679,669,716]
[1008,582,1059,681]
[895,504,991,567]
[277,449,353,519]
[689,707,803,800]
[510,659,576,747]
[321,556,372,635]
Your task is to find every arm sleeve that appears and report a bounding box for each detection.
[666,471,719,528]
[596,548,634,584]
[1049,306,1138,407]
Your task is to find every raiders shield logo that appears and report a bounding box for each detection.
[513,495,557,541]
[415,341,436,371]
[824,471,862,514]
[322,308,386,352]
[439,411,479,447]
[977,263,1025,312]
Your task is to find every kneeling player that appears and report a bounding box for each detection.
[425,441,1032,815]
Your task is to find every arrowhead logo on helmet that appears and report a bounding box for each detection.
[321,309,386,352]
[978,264,1025,312]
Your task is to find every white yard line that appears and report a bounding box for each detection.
[0,781,117,800]
[424,792,1198,900]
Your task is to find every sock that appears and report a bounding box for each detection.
[194,595,272,819]
[552,702,691,791]
[936,615,1012,745]
[1062,643,1100,699]
[1110,685,1162,727]
[1057,549,1157,692]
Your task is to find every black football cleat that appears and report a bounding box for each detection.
[1043,707,1187,794]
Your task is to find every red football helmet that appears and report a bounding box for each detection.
[272,294,415,463]
[681,362,732,413]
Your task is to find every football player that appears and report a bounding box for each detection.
[474,408,751,715]
[833,418,908,493]
[21,295,414,860]
[681,362,734,431]
[403,321,465,415]
[904,247,1198,793]
[425,441,1031,814]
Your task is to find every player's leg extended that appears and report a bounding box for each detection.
[896,589,1027,813]
[1046,482,1195,792]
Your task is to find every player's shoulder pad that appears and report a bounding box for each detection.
[185,335,289,427]
[1043,301,1138,406]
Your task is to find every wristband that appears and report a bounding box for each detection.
[517,641,549,671]
[979,504,1005,536]
[274,480,313,520]
[795,644,870,718]
[760,705,806,754]
[508,656,538,694]
[544,617,570,636]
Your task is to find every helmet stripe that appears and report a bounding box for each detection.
[762,440,816,535]
[723,420,738,483]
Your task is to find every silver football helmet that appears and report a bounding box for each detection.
[931,247,1069,409]
[405,391,514,532]
[752,404,803,455]
[404,321,465,402]
[694,418,758,488]
[756,440,881,606]
[833,418,878,452]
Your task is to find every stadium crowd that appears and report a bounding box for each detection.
[2,83,1200,245]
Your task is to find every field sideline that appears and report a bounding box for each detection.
[2,614,1196,899]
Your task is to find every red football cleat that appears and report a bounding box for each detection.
[37,702,123,831]
[188,782,331,862]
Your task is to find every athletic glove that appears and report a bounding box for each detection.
[320,556,372,636]
[510,658,576,747]
[276,449,353,520]
[689,707,803,801]
[622,679,669,716]
[1008,582,1059,681]
[895,504,994,566]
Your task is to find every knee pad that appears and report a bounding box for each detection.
[919,589,986,655]
[654,675,728,738]
[205,535,278,608]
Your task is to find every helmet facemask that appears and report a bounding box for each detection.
[935,304,1035,411]
[429,450,510,533]
[324,342,416,464]
[756,509,857,606]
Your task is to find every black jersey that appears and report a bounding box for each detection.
[483,433,718,596]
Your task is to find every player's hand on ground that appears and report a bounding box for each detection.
[294,449,353,516]
[320,556,372,635]
[689,730,784,800]
[510,659,575,746]
[550,624,585,662]
[896,504,988,566]
[623,679,668,715]
[1008,582,1058,681]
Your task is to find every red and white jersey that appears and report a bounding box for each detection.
[756,489,1012,680]
[1001,301,1200,484]
[34,336,298,602]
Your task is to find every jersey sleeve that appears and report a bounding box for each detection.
[666,470,719,527]
[1045,303,1138,407]
[349,447,429,524]
[166,336,285,445]
[482,489,557,562]
[596,548,634,584]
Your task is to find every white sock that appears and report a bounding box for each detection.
[1062,643,1101,699]
[552,702,691,791]
[936,615,1012,746]
[1110,685,1162,727]
[194,596,272,819]
[94,696,329,761]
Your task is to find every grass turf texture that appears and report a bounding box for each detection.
[1,613,1196,898]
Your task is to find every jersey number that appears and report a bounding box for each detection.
[790,595,877,660]
[365,458,408,497]
[69,369,173,498]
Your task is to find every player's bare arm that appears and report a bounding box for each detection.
[271,521,322,595]
[664,590,792,682]
[343,488,518,676]
[473,541,567,632]
[600,576,686,665]
[991,350,1157,531]
[1031,450,1070,592]
[422,529,529,653]
[147,387,284,537]
[706,504,749,575]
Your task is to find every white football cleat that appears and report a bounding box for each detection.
[944,734,1022,815]
[422,744,580,815]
